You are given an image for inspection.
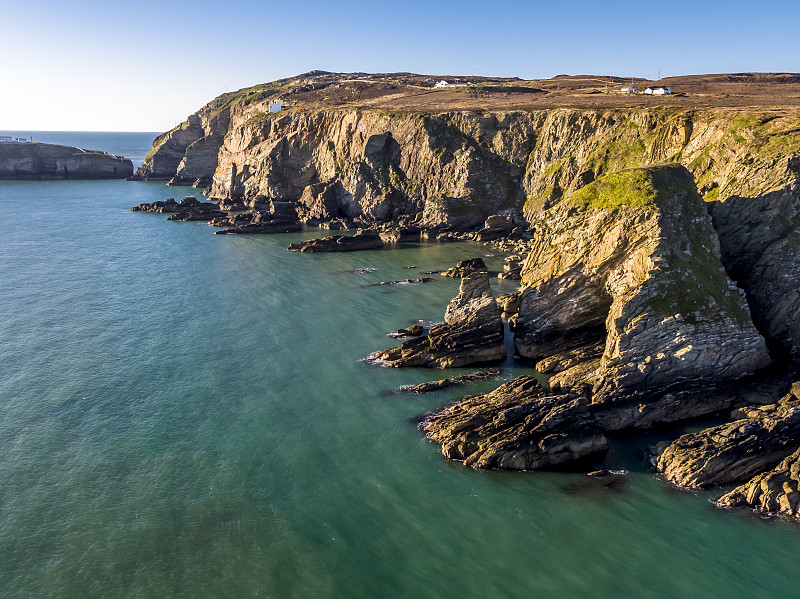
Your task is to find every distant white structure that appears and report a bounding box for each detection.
[434,80,469,88]
[268,100,282,113]
[621,86,636,93]
[0,136,30,142]
[0,136,13,142]
[645,86,672,95]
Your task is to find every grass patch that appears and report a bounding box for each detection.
[569,164,695,211]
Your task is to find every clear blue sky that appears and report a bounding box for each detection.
[2,0,798,132]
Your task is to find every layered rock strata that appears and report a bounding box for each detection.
[717,446,800,518]
[653,391,800,488]
[514,164,771,429]
[423,376,608,469]
[369,258,505,368]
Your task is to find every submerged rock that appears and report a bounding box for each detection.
[388,324,424,338]
[369,258,505,368]
[400,369,501,394]
[422,376,608,470]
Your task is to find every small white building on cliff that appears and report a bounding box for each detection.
[645,86,672,95]
[268,100,282,113]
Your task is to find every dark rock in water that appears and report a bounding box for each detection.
[217,221,302,234]
[213,203,302,234]
[368,258,505,368]
[379,226,421,244]
[422,270,443,275]
[653,386,800,488]
[371,277,435,287]
[133,196,225,221]
[406,379,452,393]
[399,369,501,393]
[389,324,424,338]
[346,268,377,274]
[717,445,800,519]
[288,229,384,252]
[422,376,609,470]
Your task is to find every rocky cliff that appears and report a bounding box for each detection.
[0,142,132,180]
[134,73,800,233]
[514,164,771,429]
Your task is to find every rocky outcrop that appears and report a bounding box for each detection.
[399,369,501,394]
[287,229,383,252]
[653,391,800,488]
[0,142,132,180]
[514,164,771,429]
[422,376,608,469]
[131,197,224,221]
[369,258,505,368]
[717,446,800,519]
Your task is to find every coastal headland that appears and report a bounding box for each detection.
[0,141,133,180]
[132,70,800,524]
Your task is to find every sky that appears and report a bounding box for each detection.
[1,0,798,132]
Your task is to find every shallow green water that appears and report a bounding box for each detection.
[2,153,800,597]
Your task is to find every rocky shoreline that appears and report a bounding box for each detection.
[127,72,800,527]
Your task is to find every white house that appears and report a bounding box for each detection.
[268,100,282,113]
[0,136,13,142]
[645,87,672,95]
[434,80,450,88]
[621,86,636,93]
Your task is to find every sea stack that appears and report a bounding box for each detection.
[369,258,506,368]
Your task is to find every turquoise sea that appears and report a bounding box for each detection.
[1,133,799,598]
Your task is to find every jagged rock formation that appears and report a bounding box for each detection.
[0,142,132,180]
[717,446,800,518]
[422,376,608,469]
[514,164,771,429]
[369,258,505,367]
[653,390,800,488]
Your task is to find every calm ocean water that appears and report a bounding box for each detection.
[1,133,799,598]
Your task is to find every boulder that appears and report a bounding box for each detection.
[369,258,506,368]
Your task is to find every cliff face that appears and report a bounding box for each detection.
[513,165,771,429]
[0,142,133,180]
[135,87,800,230]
